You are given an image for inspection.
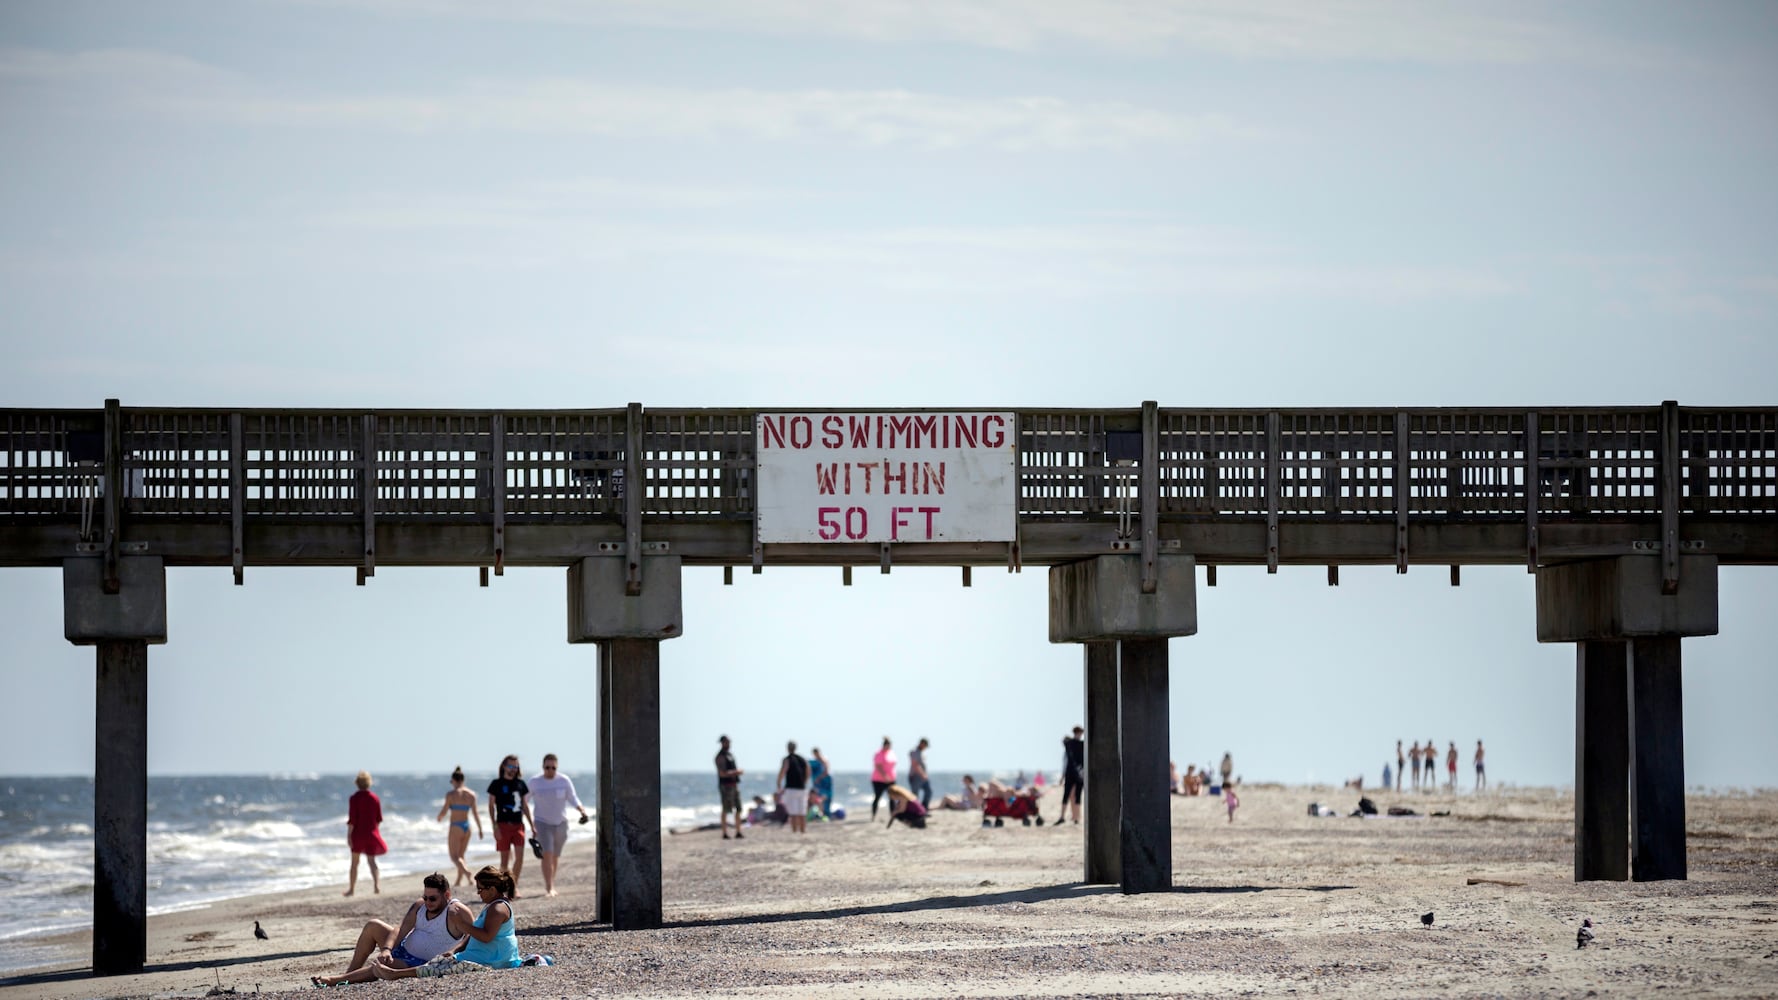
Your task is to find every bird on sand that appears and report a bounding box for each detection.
[253,921,269,941]
[1576,919,1594,949]
[1420,912,1434,929]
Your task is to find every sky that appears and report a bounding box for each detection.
[1,1,1775,788]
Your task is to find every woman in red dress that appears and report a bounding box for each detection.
[345,770,388,896]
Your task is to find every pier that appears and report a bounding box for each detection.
[3,399,1775,973]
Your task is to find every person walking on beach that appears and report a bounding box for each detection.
[1219,752,1234,789]
[1445,741,1458,791]
[529,753,589,896]
[1395,740,1406,793]
[345,771,388,897]
[1059,726,1085,825]
[313,873,474,986]
[485,755,533,896]
[716,735,744,840]
[776,741,813,834]
[1407,742,1421,790]
[871,737,897,820]
[435,767,483,886]
[1474,739,1487,791]
[1423,738,1438,788]
[809,746,834,819]
[371,866,521,978]
[908,738,932,809]
[1224,780,1240,822]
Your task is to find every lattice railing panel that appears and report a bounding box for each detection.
[1019,412,1123,516]
[1681,409,1778,514]
[501,411,627,518]
[642,411,753,517]
[125,410,233,516]
[0,410,96,516]
[1537,410,1660,515]
[1158,412,1267,515]
[1277,412,1396,515]
[241,413,363,516]
[1403,411,1528,516]
[374,414,493,517]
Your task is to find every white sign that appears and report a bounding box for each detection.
[755,412,1017,544]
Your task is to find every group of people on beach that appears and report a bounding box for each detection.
[343,753,591,903]
[715,735,840,838]
[717,728,1090,835]
[1384,739,1486,793]
[1170,751,1237,797]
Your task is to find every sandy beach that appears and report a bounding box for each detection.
[3,785,1774,999]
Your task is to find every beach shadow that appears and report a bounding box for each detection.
[666,882,1123,930]
[0,948,333,988]
[528,881,1354,936]
[1173,884,1356,894]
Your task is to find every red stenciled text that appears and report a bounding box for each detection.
[817,506,943,541]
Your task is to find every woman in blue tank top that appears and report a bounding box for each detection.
[457,867,520,969]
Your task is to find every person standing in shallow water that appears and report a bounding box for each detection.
[346,771,387,896]
[435,767,482,886]
[871,737,897,820]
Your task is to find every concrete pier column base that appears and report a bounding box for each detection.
[1574,640,1628,882]
[94,640,148,976]
[1630,636,1686,882]
[607,638,663,928]
[1116,638,1171,894]
[1083,641,1121,886]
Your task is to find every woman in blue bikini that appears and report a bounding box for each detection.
[436,766,484,885]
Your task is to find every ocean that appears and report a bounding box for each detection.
[0,769,986,974]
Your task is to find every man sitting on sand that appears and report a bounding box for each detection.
[313,872,474,986]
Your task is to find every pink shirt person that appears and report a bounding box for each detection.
[1224,783,1239,822]
[872,746,897,783]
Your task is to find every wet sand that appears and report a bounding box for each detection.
[3,785,1775,998]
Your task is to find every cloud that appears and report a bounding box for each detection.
[177,83,1247,151]
[287,0,1633,64]
[1,47,1250,151]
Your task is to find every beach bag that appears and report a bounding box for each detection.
[1358,797,1378,815]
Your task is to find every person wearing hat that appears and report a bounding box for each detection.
[715,735,745,840]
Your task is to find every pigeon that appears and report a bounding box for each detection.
[1420,911,1434,929]
[253,920,269,941]
[1576,918,1594,949]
